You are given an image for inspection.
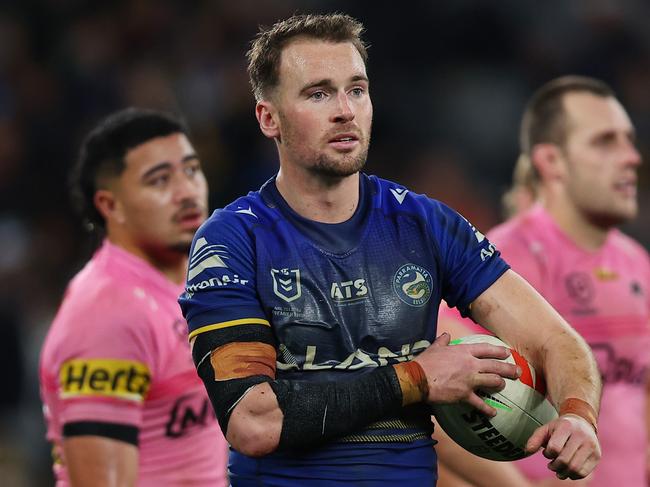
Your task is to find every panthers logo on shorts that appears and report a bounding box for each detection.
[393,264,433,307]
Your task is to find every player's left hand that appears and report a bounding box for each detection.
[525,414,600,480]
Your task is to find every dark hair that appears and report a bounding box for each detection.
[519,75,614,156]
[70,107,188,231]
[247,13,368,101]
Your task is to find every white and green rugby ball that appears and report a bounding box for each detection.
[432,334,558,461]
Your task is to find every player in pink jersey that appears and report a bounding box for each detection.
[39,108,228,486]
[436,76,649,486]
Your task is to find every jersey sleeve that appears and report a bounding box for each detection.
[179,210,268,340]
[430,201,510,316]
[52,287,156,432]
[487,225,544,290]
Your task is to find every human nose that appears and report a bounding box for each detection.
[622,139,642,168]
[331,91,355,123]
[173,171,201,202]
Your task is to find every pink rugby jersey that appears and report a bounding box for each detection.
[40,240,228,486]
[485,204,650,486]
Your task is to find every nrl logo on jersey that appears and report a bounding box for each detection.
[271,268,302,303]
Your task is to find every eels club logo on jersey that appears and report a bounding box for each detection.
[393,263,433,307]
[271,268,302,303]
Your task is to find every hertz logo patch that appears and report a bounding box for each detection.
[59,359,152,402]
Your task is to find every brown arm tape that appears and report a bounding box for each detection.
[394,361,429,406]
[559,398,598,434]
[210,342,276,380]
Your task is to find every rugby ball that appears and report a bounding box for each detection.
[432,334,558,461]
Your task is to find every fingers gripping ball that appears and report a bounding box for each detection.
[432,334,558,461]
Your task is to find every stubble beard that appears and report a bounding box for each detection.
[570,183,637,229]
[585,203,637,229]
[280,110,371,179]
[309,142,369,179]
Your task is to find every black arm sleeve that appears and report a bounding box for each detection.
[270,367,404,450]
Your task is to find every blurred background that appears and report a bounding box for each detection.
[1,0,649,484]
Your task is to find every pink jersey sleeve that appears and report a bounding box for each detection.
[487,221,544,291]
[45,283,158,430]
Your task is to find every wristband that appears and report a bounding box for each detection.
[559,398,598,434]
[394,361,429,406]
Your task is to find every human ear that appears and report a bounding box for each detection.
[94,189,125,224]
[530,143,566,182]
[255,101,280,139]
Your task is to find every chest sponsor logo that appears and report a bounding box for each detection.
[393,263,433,307]
[330,278,368,304]
[271,268,302,303]
[166,394,214,438]
[591,343,648,385]
[277,340,431,371]
[188,237,229,281]
[59,359,151,402]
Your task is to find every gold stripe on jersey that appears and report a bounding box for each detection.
[188,318,271,340]
[338,418,433,443]
[59,358,151,402]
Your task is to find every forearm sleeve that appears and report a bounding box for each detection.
[270,367,404,450]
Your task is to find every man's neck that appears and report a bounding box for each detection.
[543,195,610,251]
[107,235,189,285]
[275,165,360,223]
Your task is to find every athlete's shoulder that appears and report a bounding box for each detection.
[199,185,280,239]
[488,206,551,250]
[368,174,448,216]
[43,272,157,376]
[49,248,158,343]
[609,229,650,265]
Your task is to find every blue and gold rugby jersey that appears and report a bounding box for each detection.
[179,174,508,486]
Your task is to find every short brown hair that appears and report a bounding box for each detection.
[519,75,614,156]
[247,13,368,101]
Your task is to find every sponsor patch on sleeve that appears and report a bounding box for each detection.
[59,358,152,403]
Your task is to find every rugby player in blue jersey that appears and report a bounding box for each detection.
[180,14,601,486]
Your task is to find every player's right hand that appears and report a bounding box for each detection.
[413,332,521,416]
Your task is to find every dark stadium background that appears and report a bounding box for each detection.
[1,1,648,484]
